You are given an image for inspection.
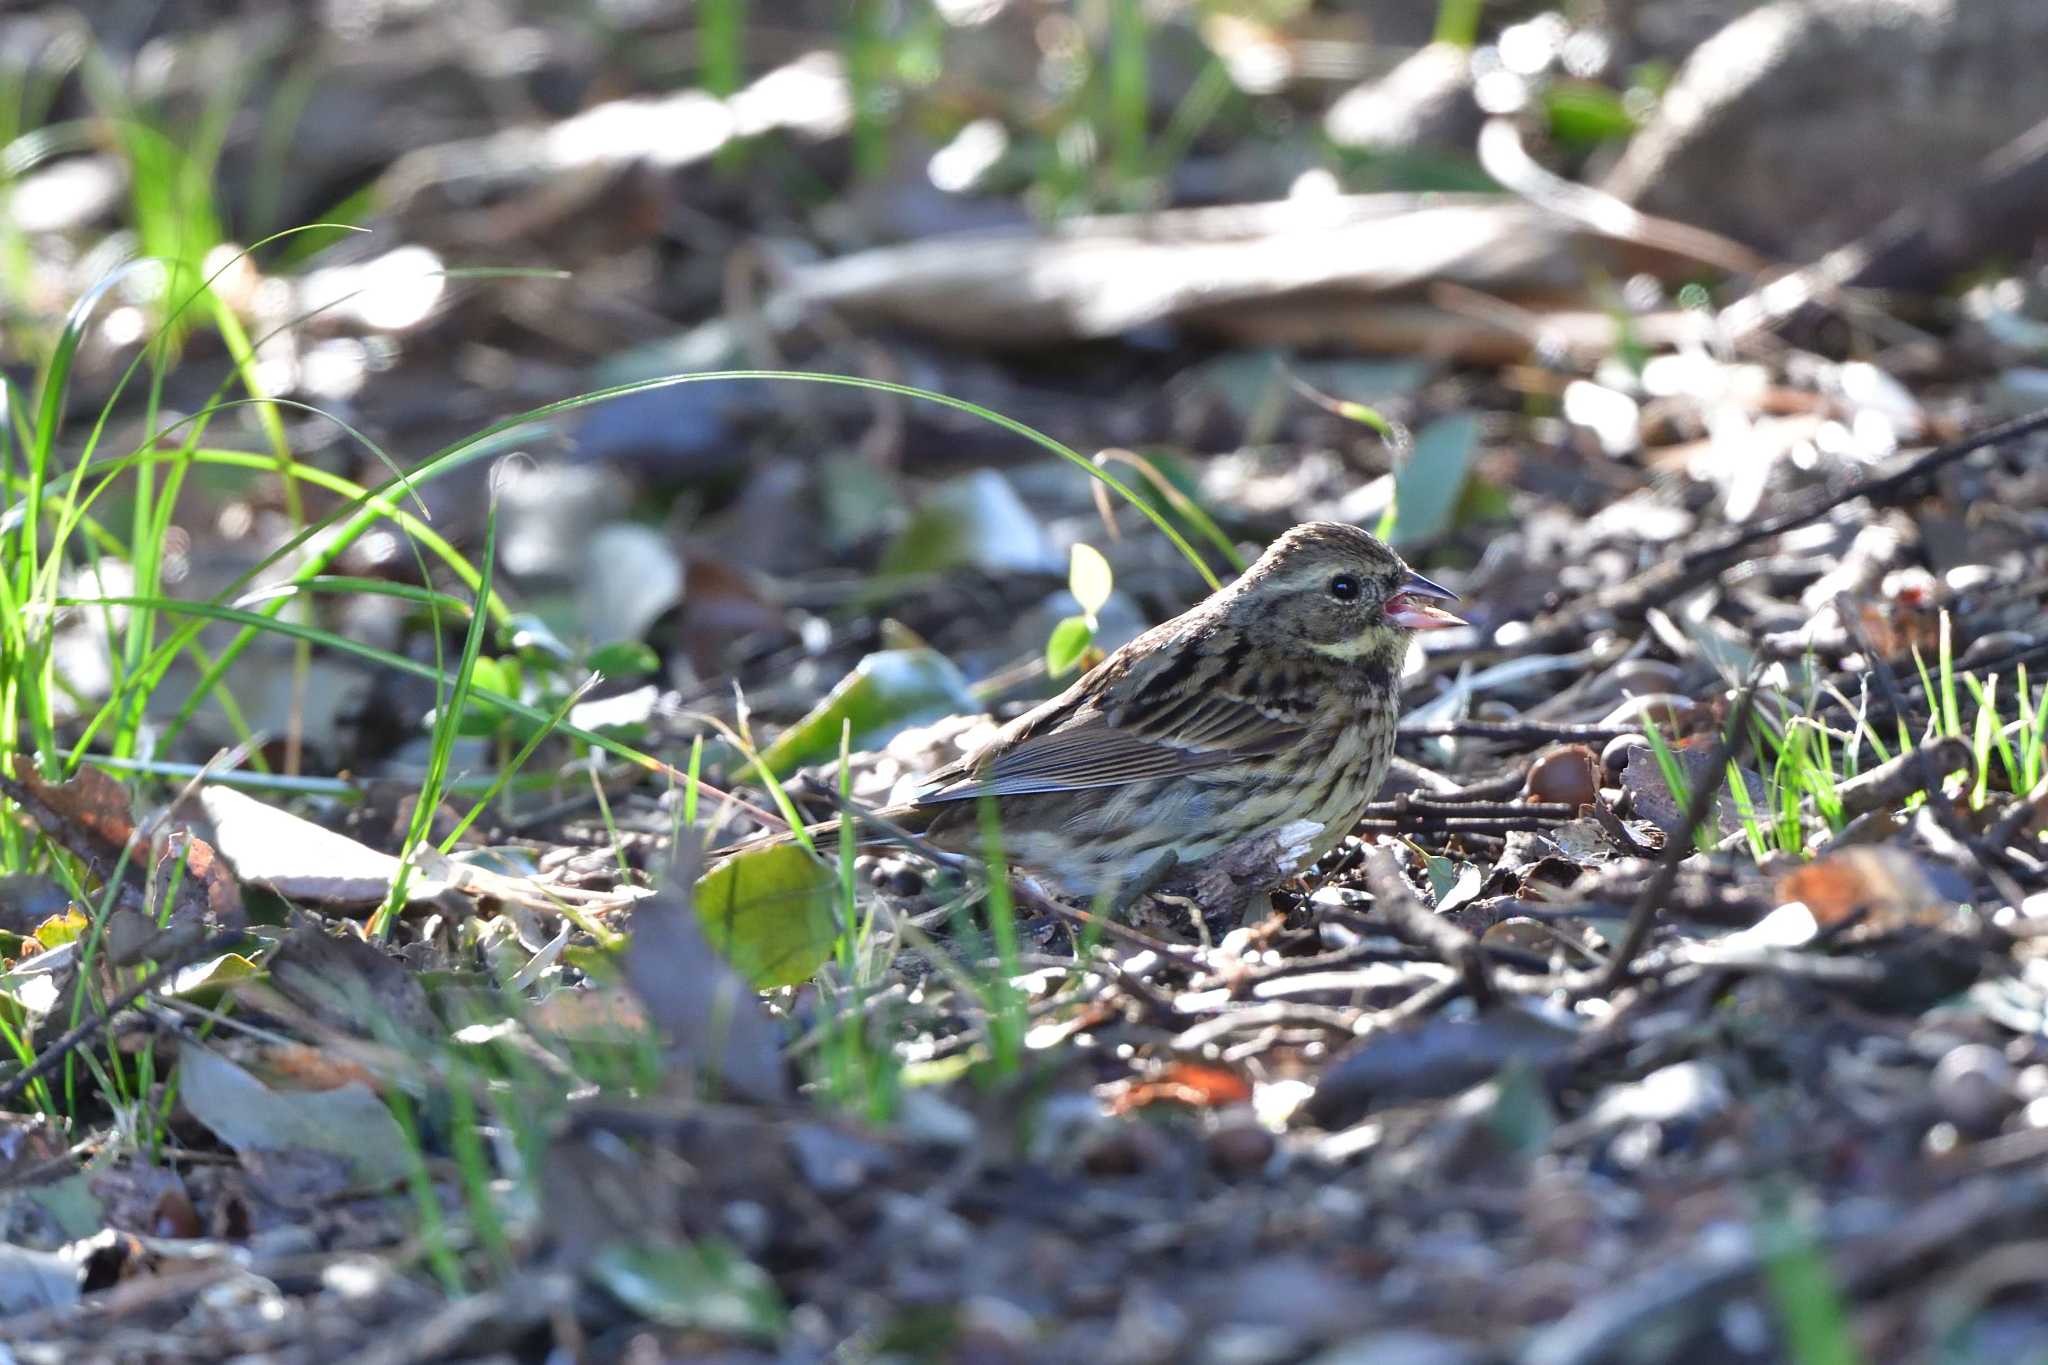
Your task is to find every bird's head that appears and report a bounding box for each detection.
[1223,521,1464,667]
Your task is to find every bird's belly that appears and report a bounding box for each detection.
[1016,721,1392,898]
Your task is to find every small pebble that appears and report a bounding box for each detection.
[1932,1043,2017,1135]
[1525,744,1600,809]
[1600,693,1696,731]
[1207,1122,1277,1177]
[1600,733,1649,782]
[1612,658,1683,696]
[1080,1122,1171,1177]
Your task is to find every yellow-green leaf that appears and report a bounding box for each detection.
[32,910,87,951]
[692,843,839,989]
[1068,542,1113,622]
[589,1240,784,1338]
[1392,411,1480,548]
[1046,615,1095,678]
[756,649,976,778]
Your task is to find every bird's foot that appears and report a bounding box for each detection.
[1107,848,1180,918]
[1154,820,1328,944]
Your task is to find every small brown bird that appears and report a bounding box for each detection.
[785,522,1462,912]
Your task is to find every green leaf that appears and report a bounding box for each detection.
[1415,850,1459,904]
[757,649,977,777]
[1336,400,1393,436]
[454,656,518,736]
[166,952,263,1007]
[818,451,898,546]
[1391,411,1480,548]
[508,611,575,666]
[20,1174,103,1241]
[588,639,660,679]
[589,1239,785,1338]
[875,470,1055,582]
[1046,615,1095,678]
[692,842,840,989]
[31,909,87,951]
[1543,81,1638,147]
[1068,542,1113,621]
[177,1044,413,1188]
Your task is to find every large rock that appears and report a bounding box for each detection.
[1602,0,2048,259]
[1324,43,1481,155]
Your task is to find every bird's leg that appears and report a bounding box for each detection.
[1107,848,1180,917]
[1179,819,1329,935]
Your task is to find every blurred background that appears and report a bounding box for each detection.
[7,6,2048,1360]
[12,0,2048,776]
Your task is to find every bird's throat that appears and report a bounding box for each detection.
[1310,629,1409,679]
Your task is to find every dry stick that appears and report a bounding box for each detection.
[1836,600,2034,906]
[1814,637,2048,734]
[1835,735,1974,820]
[1589,677,1762,997]
[1380,797,1579,821]
[1510,407,2048,655]
[0,931,242,1109]
[1359,847,1495,1007]
[1403,719,1633,746]
[1355,817,1567,837]
[335,1271,576,1365]
[1835,594,1975,846]
[1986,771,2048,855]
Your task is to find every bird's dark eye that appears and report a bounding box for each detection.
[1328,573,1361,602]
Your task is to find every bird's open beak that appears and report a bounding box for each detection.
[1383,569,1465,630]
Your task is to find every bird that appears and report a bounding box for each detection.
[763,522,1462,915]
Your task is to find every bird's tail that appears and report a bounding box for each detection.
[710,802,939,861]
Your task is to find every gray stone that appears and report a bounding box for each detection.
[1602,0,2048,258]
[1325,44,1481,155]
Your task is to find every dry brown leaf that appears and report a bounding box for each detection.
[1105,1061,1254,1115]
[249,1043,381,1094]
[5,754,139,864]
[1776,847,1968,931]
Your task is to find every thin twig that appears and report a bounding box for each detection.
[1987,772,2048,854]
[1835,735,1973,819]
[1373,796,1580,821]
[1512,407,2048,653]
[1589,676,1762,997]
[1401,719,1634,746]
[1359,847,1494,1007]
[1835,595,1999,869]
[0,931,242,1108]
[1354,816,1570,836]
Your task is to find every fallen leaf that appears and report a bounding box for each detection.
[875,470,1058,581]
[177,1044,411,1190]
[622,872,789,1103]
[0,1244,78,1315]
[200,785,447,907]
[757,648,978,778]
[265,923,438,1040]
[588,1240,785,1338]
[1392,411,1479,548]
[1620,742,1767,842]
[1307,1003,1580,1128]
[165,832,244,927]
[3,755,138,864]
[1106,1061,1254,1115]
[1777,847,1972,931]
[249,1043,382,1093]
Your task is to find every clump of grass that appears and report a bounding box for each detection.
[1650,624,2046,865]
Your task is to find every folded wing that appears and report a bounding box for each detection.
[914,690,1302,804]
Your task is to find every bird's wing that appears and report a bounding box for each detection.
[913,689,1303,804]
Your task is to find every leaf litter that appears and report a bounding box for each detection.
[3,4,2048,1361]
